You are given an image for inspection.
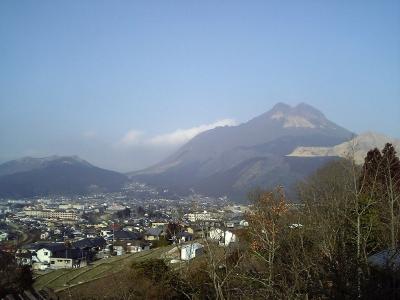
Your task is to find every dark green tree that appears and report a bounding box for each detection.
[0,251,33,297]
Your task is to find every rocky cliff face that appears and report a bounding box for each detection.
[288,132,400,164]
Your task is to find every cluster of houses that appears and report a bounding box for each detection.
[16,237,107,270]
[12,218,245,270]
[1,199,250,270]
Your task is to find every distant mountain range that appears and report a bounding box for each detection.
[0,156,128,198]
[1,103,397,201]
[129,103,355,201]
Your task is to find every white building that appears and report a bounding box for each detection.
[40,232,50,240]
[208,228,224,240]
[208,228,237,246]
[186,211,219,222]
[127,241,150,253]
[59,204,85,210]
[239,220,249,227]
[49,257,87,269]
[36,248,53,264]
[100,230,113,238]
[180,243,204,260]
[107,204,126,212]
[0,231,9,241]
[114,245,125,256]
[21,243,67,270]
[24,208,78,220]
[224,230,237,246]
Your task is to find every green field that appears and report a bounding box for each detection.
[34,246,173,293]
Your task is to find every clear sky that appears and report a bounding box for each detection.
[1,0,399,171]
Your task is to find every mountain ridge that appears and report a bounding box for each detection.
[130,102,354,201]
[0,155,93,177]
[0,155,128,198]
[133,102,352,176]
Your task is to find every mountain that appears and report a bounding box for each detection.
[288,132,400,164]
[130,103,354,201]
[0,156,128,198]
[0,155,92,177]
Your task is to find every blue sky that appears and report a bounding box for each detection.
[0,0,399,171]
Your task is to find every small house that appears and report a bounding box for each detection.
[127,241,150,253]
[176,231,193,243]
[144,228,163,241]
[50,249,87,269]
[114,245,125,256]
[40,232,49,240]
[113,230,142,241]
[0,231,9,241]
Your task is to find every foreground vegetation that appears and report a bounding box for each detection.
[0,251,33,297]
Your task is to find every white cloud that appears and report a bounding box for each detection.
[148,119,237,146]
[118,129,144,147]
[116,119,236,148]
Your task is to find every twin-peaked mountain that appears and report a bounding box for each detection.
[0,156,128,198]
[129,103,354,201]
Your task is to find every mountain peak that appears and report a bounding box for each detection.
[294,103,326,119]
[132,102,353,201]
[270,102,292,112]
[266,102,327,129]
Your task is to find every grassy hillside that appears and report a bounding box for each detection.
[34,246,173,295]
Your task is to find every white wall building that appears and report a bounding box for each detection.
[40,232,50,240]
[24,208,78,220]
[208,228,224,240]
[224,230,237,246]
[59,204,85,210]
[36,248,52,264]
[186,210,222,222]
[0,231,8,241]
[180,243,204,260]
[208,228,237,246]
